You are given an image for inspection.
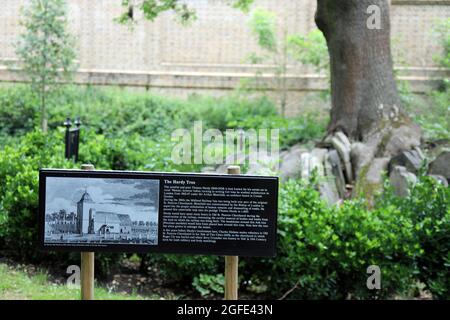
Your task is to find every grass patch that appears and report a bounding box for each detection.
[0,263,147,300]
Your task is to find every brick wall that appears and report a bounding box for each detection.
[0,0,449,115]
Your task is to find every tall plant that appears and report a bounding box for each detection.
[15,0,77,132]
[245,8,330,116]
[245,8,289,116]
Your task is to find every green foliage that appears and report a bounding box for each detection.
[0,86,293,142]
[432,18,450,69]
[0,85,323,151]
[0,84,325,173]
[0,130,75,260]
[0,129,178,275]
[243,174,448,300]
[248,8,277,53]
[421,18,450,141]
[135,175,449,300]
[117,0,254,25]
[193,274,225,297]
[377,176,450,299]
[416,89,450,141]
[231,0,254,12]
[0,86,38,139]
[180,94,278,132]
[244,7,290,115]
[117,0,196,25]
[0,263,147,300]
[248,178,419,299]
[230,113,327,149]
[245,9,330,112]
[49,86,185,137]
[14,0,77,132]
[288,30,330,100]
[143,254,220,286]
[287,30,329,73]
[401,19,450,142]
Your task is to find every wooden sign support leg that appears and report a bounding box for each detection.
[81,252,94,300]
[225,165,240,300]
[225,255,238,300]
[81,164,95,300]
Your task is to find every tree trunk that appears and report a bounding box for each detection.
[315,0,421,193]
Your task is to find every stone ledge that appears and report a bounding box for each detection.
[0,66,447,93]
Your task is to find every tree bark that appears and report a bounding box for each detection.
[315,0,420,155]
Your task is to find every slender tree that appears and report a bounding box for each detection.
[15,0,77,133]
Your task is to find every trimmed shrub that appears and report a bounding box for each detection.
[1,129,448,298]
[143,254,221,287]
[0,129,166,276]
[0,86,38,139]
[0,131,76,265]
[244,178,420,299]
[377,176,450,299]
[138,175,448,299]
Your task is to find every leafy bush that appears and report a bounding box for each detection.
[76,129,191,172]
[0,129,175,276]
[49,86,186,137]
[0,86,38,139]
[0,85,316,144]
[288,29,329,74]
[180,94,278,132]
[0,131,75,263]
[259,175,448,300]
[143,254,220,286]
[1,129,448,298]
[415,90,450,142]
[246,178,420,299]
[193,273,225,298]
[244,9,330,114]
[377,176,450,299]
[231,113,327,149]
[136,174,448,299]
[248,8,277,53]
[0,84,326,155]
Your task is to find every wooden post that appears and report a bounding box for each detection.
[80,164,95,300]
[225,165,240,300]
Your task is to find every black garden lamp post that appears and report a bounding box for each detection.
[64,117,81,162]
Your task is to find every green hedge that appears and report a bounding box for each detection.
[0,85,447,299]
[0,129,172,277]
[377,177,450,299]
[142,176,449,300]
[252,178,419,299]
[0,85,326,150]
[0,129,448,298]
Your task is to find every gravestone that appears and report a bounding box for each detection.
[429,151,450,184]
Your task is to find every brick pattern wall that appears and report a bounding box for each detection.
[0,0,449,115]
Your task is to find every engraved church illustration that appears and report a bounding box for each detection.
[44,177,159,246]
[76,189,136,236]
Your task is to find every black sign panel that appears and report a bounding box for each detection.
[38,169,278,257]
